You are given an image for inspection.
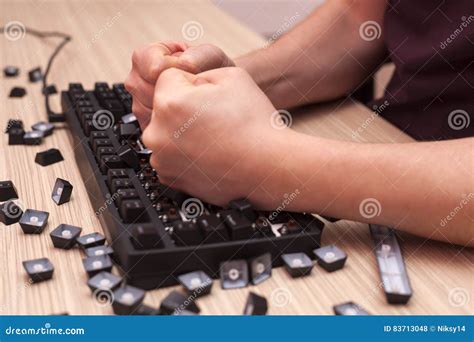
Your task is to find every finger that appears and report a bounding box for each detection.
[197,66,248,84]
[124,70,155,108]
[178,44,234,73]
[131,98,152,129]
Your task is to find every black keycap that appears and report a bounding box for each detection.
[42,84,57,95]
[132,305,160,315]
[28,67,42,82]
[35,148,64,166]
[177,271,213,298]
[116,189,139,208]
[77,232,106,249]
[50,224,82,249]
[85,245,114,258]
[0,200,23,225]
[19,209,49,234]
[110,178,133,194]
[119,123,140,139]
[97,147,115,161]
[107,168,128,185]
[92,138,112,154]
[0,180,18,201]
[333,302,370,315]
[249,253,272,285]
[112,285,146,315]
[197,214,229,243]
[122,113,137,124]
[31,121,55,137]
[131,224,162,249]
[229,198,257,221]
[87,271,122,293]
[222,210,254,240]
[8,128,25,145]
[243,292,268,315]
[51,178,73,205]
[117,144,140,170]
[9,87,26,98]
[23,258,54,283]
[172,221,202,246]
[254,217,273,237]
[313,245,347,272]
[100,155,126,173]
[82,255,113,277]
[220,259,249,289]
[89,131,108,144]
[5,119,23,133]
[23,131,43,145]
[4,66,19,77]
[282,252,313,278]
[120,199,147,223]
[159,291,200,315]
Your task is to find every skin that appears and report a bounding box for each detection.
[125,0,473,246]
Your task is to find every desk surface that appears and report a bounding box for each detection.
[0,0,472,315]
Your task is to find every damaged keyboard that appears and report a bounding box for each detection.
[61,82,324,289]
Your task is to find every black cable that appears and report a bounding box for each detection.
[0,26,71,122]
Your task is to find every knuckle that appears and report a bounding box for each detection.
[124,74,136,93]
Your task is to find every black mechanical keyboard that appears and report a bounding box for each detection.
[61,82,325,289]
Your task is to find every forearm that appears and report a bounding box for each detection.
[259,132,473,246]
[236,0,387,109]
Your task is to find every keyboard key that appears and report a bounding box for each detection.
[249,253,272,285]
[8,128,25,145]
[282,252,313,278]
[220,259,249,289]
[97,147,116,161]
[120,199,147,223]
[333,302,370,315]
[51,178,73,205]
[116,189,139,208]
[92,138,112,153]
[9,86,26,98]
[19,209,49,234]
[110,178,133,194]
[50,224,82,249]
[77,232,106,249]
[222,210,254,240]
[159,291,200,315]
[119,123,140,139]
[23,130,43,145]
[313,245,347,272]
[87,271,122,293]
[131,224,162,249]
[243,292,268,315]
[5,119,23,133]
[117,144,140,170]
[35,148,64,166]
[0,200,23,225]
[229,198,257,221]
[4,66,19,77]
[197,214,229,243]
[100,155,126,173]
[31,121,54,137]
[172,221,202,246]
[85,245,114,258]
[177,271,213,298]
[23,258,54,283]
[133,304,160,315]
[82,255,113,277]
[112,285,146,315]
[28,67,42,82]
[0,180,18,201]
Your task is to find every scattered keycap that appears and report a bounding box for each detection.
[5,119,23,133]
[281,252,313,278]
[0,180,18,201]
[220,259,249,289]
[28,67,43,82]
[313,245,347,272]
[42,84,57,95]
[177,271,213,298]
[121,113,137,124]
[112,285,146,315]
[19,209,49,234]
[249,252,272,285]
[243,292,268,315]
[85,245,114,258]
[132,304,159,315]
[77,232,106,249]
[23,131,43,145]
[159,290,200,315]
[50,224,82,249]
[0,200,23,225]
[82,255,113,277]
[8,128,25,145]
[333,302,370,315]
[9,87,26,98]
[22,258,54,283]
[87,271,122,293]
[51,178,73,205]
[31,121,55,137]
[4,66,19,77]
[35,148,64,166]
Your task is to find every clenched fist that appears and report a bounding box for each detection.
[142,67,294,207]
[124,41,234,129]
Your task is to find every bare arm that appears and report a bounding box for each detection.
[236,0,388,108]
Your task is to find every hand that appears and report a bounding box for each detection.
[142,67,293,207]
[124,42,234,129]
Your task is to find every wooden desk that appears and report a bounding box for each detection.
[1,0,472,315]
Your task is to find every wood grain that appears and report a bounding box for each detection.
[0,0,472,315]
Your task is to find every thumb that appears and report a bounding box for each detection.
[178,44,235,73]
[156,68,211,93]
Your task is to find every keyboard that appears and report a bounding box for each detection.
[61,82,325,289]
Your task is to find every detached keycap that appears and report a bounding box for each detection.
[51,178,73,205]
[282,252,313,278]
[31,121,55,137]
[9,87,26,98]
[50,224,82,249]
[220,259,249,289]
[85,245,114,258]
[82,255,113,277]
[23,258,54,283]
[19,209,49,234]
[159,290,200,315]
[23,131,43,145]
[333,302,370,315]
[243,292,268,315]
[35,148,64,166]
[5,119,23,133]
[87,271,122,293]
[249,253,272,285]
[131,224,162,250]
[28,67,42,82]
[8,128,25,145]
[77,232,106,249]
[112,285,146,315]
[0,180,18,201]
[313,245,347,272]
[0,200,23,225]
[177,271,213,298]
[4,66,19,77]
